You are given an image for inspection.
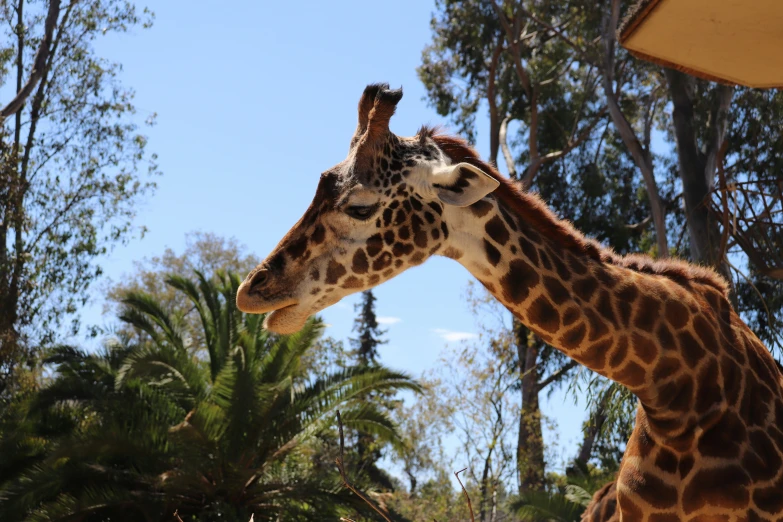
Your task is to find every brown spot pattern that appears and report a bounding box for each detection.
[325,260,346,284]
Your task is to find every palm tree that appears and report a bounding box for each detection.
[1,271,420,521]
[512,463,615,522]
[0,336,185,522]
[513,487,590,522]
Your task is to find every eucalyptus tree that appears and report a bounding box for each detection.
[0,0,158,394]
[419,0,783,494]
[420,0,619,492]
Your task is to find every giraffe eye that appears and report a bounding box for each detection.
[345,204,378,221]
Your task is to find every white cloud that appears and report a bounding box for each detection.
[377,316,402,325]
[432,328,478,343]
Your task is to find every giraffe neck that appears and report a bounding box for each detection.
[441,193,734,441]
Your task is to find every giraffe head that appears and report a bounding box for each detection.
[236,84,499,333]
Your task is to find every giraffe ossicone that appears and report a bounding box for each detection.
[237,83,783,520]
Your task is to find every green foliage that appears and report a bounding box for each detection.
[513,467,611,522]
[1,271,421,521]
[388,469,475,522]
[514,488,586,522]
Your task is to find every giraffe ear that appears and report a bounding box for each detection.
[430,162,500,207]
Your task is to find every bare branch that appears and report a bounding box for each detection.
[725,259,783,353]
[0,0,61,122]
[593,119,611,165]
[570,65,597,138]
[335,411,394,522]
[625,215,652,231]
[490,0,532,95]
[455,468,476,522]
[704,85,734,187]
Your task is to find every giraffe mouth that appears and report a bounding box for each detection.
[262,302,308,335]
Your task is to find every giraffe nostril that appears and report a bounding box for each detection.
[248,269,269,294]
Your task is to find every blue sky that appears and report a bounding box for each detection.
[81,0,591,476]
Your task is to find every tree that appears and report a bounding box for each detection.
[464,283,580,496]
[0,271,421,521]
[0,0,158,395]
[103,231,257,344]
[600,0,670,257]
[348,290,395,494]
[568,380,634,475]
[447,338,518,521]
[390,377,453,498]
[350,290,387,366]
[391,360,516,522]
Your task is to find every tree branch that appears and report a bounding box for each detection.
[574,384,613,467]
[335,411,394,522]
[0,0,61,122]
[704,84,734,189]
[492,1,542,186]
[12,2,72,297]
[499,116,518,179]
[491,0,532,96]
[537,360,578,390]
[601,0,669,257]
[455,468,476,522]
[625,214,652,231]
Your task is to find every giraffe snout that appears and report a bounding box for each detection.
[247,269,270,295]
[236,265,293,314]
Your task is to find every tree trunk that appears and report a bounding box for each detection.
[515,321,545,493]
[490,484,498,522]
[664,68,734,284]
[0,314,20,396]
[574,386,611,469]
[478,445,494,522]
[487,41,502,166]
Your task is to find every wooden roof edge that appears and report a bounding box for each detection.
[617,0,783,88]
[617,0,664,44]
[626,46,783,89]
[626,49,738,86]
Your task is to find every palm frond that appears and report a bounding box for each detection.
[564,484,593,508]
[512,489,585,522]
[121,291,186,350]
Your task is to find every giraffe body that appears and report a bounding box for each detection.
[237,84,783,521]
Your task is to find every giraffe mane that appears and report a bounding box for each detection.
[423,129,730,296]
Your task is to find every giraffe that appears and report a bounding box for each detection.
[236,84,783,521]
